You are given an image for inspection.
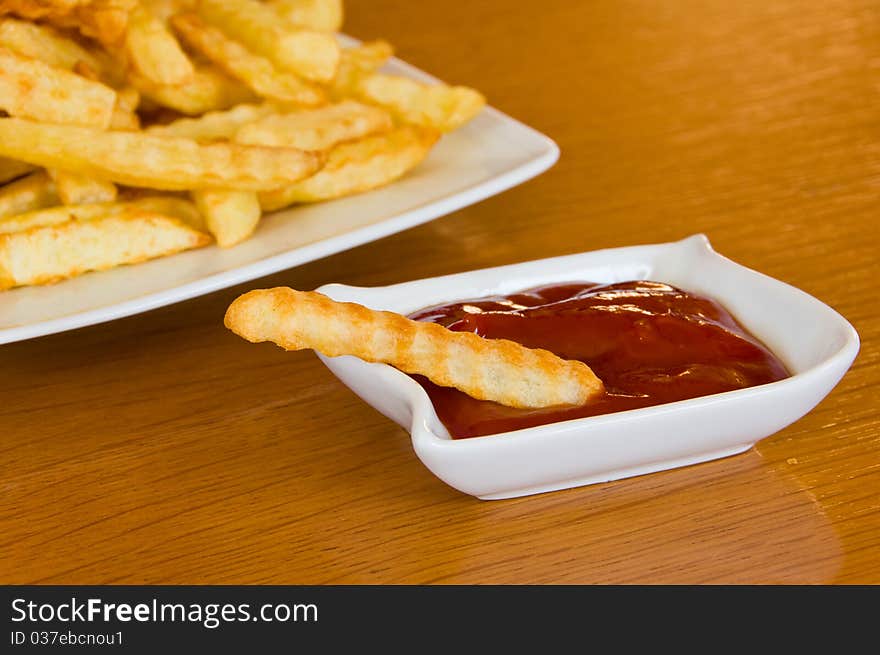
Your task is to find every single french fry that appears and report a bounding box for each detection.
[192,188,260,247]
[131,63,256,115]
[0,16,123,83]
[0,208,211,289]
[0,47,117,127]
[0,118,324,191]
[235,100,391,151]
[49,169,118,205]
[328,40,393,98]
[0,0,484,292]
[109,97,141,130]
[171,13,324,106]
[0,157,35,185]
[197,0,339,82]
[259,125,437,210]
[146,103,277,141]
[0,170,58,219]
[355,73,485,132]
[0,0,136,46]
[124,4,193,85]
[0,197,202,233]
[140,0,195,22]
[103,83,140,130]
[0,200,126,234]
[116,86,140,112]
[266,0,343,32]
[128,195,205,231]
[224,288,605,409]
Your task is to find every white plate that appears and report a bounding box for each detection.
[0,47,559,345]
[316,235,860,500]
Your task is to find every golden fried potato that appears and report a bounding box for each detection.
[192,188,260,247]
[0,0,487,286]
[139,0,194,22]
[0,0,136,45]
[267,0,343,32]
[0,118,324,191]
[197,0,339,83]
[225,288,605,409]
[0,157,34,184]
[131,64,256,115]
[0,47,117,127]
[146,103,277,141]
[49,169,117,204]
[109,98,141,130]
[0,198,125,233]
[235,100,392,150]
[356,74,485,132]
[0,195,203,232]
[0,170,58,218]
[0,207,210,289]
[259,125,437,210]
[329,40,393,97]
[127,195,205,231]
[124,4,193,85]
[0,16,122,83]
[102,83,140,130]
[171,13,324,106]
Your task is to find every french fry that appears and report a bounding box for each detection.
[235,100,392,150]
[0,196,202,233]
[224,288,605,409]
[0,200,127,234]
[146,103,277,141]
[329,40,393,97]
[101,83,140,130]
[192,188,260,247]
[140,0,194,22]
[0,16,122,83]
[124,4,193,85]
[0,118,324,191]
[267,0,343,32]
[259,125,437,210]
[0,47,117,127]
[197,0,339,83]
[131,63,256,115]
[109,96,141,130]
[0,208,211,289]
[0,0,486,287]
[128,195,205,231]
[49,169,117,205]
[171,13,324,106]
[0,0,136,46]
[0,170,58,218]
[355,74,485,132]
[0,157,34,184]
[116,86,140,111]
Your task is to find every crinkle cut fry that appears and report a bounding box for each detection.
[225,288,605,409]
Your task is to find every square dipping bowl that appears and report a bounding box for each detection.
[315,235,859,500]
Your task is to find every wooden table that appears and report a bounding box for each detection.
[2,0,878,584]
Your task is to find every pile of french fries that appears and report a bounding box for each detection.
[0,0,485,290]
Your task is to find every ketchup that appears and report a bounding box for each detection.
[408,281,790,439]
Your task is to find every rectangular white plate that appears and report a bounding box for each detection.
[0,45,559,345]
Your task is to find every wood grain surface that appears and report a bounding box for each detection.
[2,0,879,584]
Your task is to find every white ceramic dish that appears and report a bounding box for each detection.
[0,44,558,345]
[316,234,860,500]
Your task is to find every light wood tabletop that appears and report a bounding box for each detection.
[2,0,878,584]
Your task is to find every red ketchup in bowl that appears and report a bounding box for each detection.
[408,281,790,438]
